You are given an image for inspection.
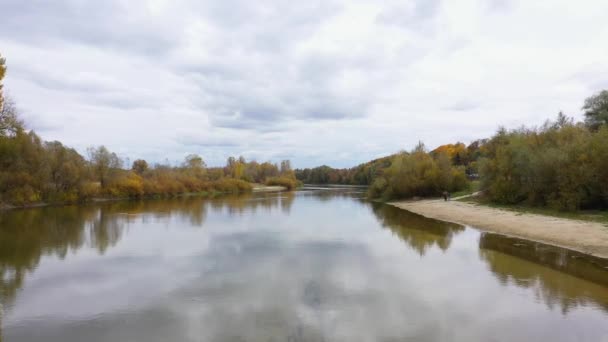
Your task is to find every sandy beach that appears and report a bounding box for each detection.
[252,185,287,192]
[390,199,608,259]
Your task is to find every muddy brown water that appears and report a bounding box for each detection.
[1,187,607,342]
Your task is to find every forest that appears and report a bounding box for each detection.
[296,90,608,211]
[295,141,481,200]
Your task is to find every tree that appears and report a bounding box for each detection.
[0,95,23,137]
[183,154,206,178]
[0,53,6,111]
[87,146,122,188]
[280,160,291,173]
[225,156,245,179]
[184,154,206,169]
[583,90,608,130]
[368,143,468,199]
[132,159,149,175]
[553,111,573,129]
[45,141,87,193]
[280,160,296,179]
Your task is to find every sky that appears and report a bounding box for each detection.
[1,0,608,168]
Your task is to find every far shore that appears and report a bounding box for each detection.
[390,198,608,259]
[1,185,288,211]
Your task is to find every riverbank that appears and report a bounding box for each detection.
[0,185,289,211]
[389,198,608,259]
[252,185,287,192]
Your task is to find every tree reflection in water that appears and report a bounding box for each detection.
[479,232,608,314]
[2,191,608,342]
[371,202,608,315]
[0,193,296,312]
[370,202,465,255]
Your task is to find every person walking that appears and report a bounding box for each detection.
[442,191,448,201]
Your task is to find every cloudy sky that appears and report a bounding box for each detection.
[1,0,607,168]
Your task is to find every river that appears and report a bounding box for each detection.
[1,187,607,341]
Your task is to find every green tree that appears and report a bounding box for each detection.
[369,142,468,200]
[583,90,608,130]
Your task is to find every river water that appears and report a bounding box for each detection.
[1,187,608,342]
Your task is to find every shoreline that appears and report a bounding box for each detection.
[0,185,288,212]
[389,198,608,259]
[251,185,288,192]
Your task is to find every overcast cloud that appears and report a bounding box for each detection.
[1,0,607,167]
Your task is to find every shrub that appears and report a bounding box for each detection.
[211,178,253,193]
[265,177,300,190]
[106,172,144,198]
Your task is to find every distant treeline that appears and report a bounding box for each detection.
[0,54,301,206]
[0,108,297,206]
[295,142,482,186]
[297,90,608,211]
[295,156,393,185]
[0,110,298,206]
[296,144,470,200]
[0,80,302,206]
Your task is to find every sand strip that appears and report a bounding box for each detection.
[389,199,608,259]
[252,185,287,192]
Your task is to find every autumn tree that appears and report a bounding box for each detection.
[132,159,149,175]
[183,154,206,178]
[479,112,608,210]
[278,159,295,178]
[184,154,205,169]
[368,142,468,199]
[45,141,87,194]
[225,156,245,179]
[244,160,260,182]
[258,162,279,180]
[583,90,608,130]
[87,146,122,188]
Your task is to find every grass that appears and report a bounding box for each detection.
[460,195,608,225]
[450,180,481,198]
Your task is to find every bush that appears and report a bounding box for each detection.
[265,177,300,190]
[110,172,145,198]
[211,178,253,193]
[368,177,388,199]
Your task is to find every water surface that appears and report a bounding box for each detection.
[1,187,608,341]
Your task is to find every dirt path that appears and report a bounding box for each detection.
[389,199,608,259]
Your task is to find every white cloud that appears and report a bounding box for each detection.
[1,0,607,167]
